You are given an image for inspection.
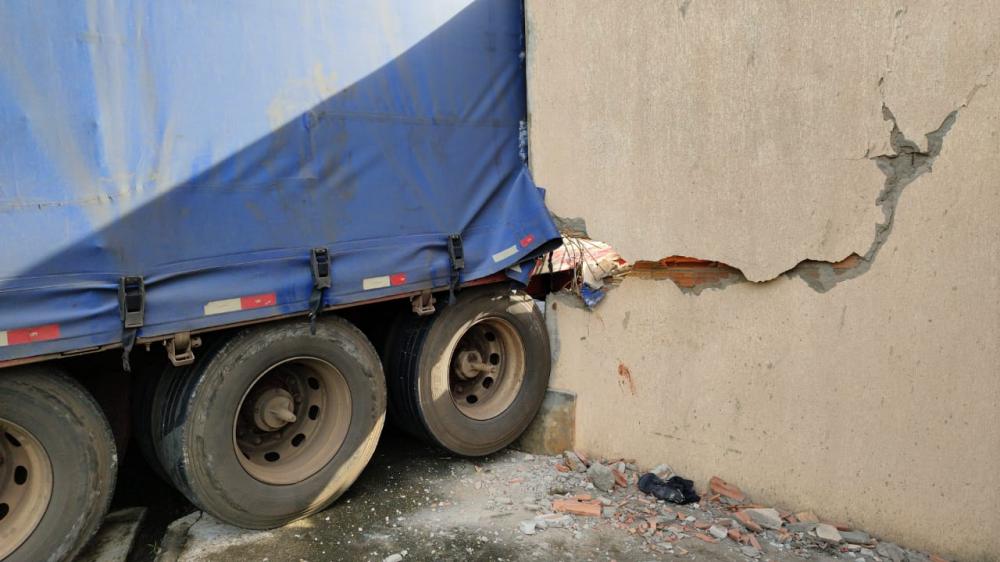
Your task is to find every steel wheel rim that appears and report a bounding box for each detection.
[233,357,352,485]
[449,316,526,420]
[0,419,53,560]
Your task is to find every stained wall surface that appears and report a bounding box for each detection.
[526,1,1000,558]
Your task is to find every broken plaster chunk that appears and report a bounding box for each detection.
[518,520,537,535]
[563,451,587,473]
[587,462,615,492]
[814,523,843,543]
[744,508,783,530]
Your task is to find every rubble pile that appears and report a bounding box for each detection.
[511,451,949,562]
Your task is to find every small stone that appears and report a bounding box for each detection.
[563,451,586,473]
[875,542,906,562]
[814,523,843,543]
[626,463,638,472]
[497,496,513,505]
[840,530,871,544]
[708,525,728,540]
[523,454,535,461]
[534,513,573,529]
[744,508,783,530]
[650,464,673,478]
[383,555,403,562]
[602,507,616,518]
[740,545,761,558]
[597,496,612,506]
[518,520,537,535]
[587,462,615,492]
[614,461,626,474]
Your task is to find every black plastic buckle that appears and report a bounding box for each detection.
[119,276,145,329]
[308,248,331,333]
[310,248,332,290]
[118,276,145,372]
[447,234,464,304]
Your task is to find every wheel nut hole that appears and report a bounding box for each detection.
[4,433,20,447]
[13,466,27,485]
[489,353,500,365]
[482,377,494,389]
[307,377,320,390]
[466,394,478,404]
[292,433,306,447]
[308,405,320,420]
[0,503,7,521]
[264,452,280,462]
[484,332,496,342]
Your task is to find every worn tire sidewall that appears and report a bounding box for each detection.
[0,370,116,562]
[417,287,550,456]
[169,320,385,529]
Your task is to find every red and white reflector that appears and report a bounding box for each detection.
[493,233,535,263]
[204,292,277,316]
[0,324,60,347]
[362,273,407,291]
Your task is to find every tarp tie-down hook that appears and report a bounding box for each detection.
[118,276,145,372]
[447,234,465,305]
[308,248,332,334]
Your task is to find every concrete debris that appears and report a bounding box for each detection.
[518,520,537,535]
[744,508,783,530]
[650,463,673,479]
[562,450,587,472]
[586,462,616,492]
[876,542,908,562]
[814,523,843,543]
[382,554,404,562]
[841,529,873,545]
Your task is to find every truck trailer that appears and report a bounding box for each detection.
[0,1,560,559]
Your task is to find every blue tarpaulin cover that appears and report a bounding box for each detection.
[0,0,559,362]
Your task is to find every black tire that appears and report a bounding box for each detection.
[0,367,117,562]
[384,284,550,456]
[149,317,386,529]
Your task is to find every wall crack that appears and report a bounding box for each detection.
[628,104,960,294]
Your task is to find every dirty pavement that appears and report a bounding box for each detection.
[94,429,941,562]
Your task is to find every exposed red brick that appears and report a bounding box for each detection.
[553,498,601,517]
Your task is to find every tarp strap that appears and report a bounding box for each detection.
[118,276,145,372]
[308,248,332,334]
[447,234,465,305]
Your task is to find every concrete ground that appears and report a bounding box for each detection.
[104,428,898,562]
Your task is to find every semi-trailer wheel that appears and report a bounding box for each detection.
[384,285,550,456]
[149,317,386,529]
[0,367,117,562]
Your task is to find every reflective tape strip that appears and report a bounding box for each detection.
[492,245,518,263]
[0,324,60,347]
[363,273,407,290]
[204,293,277,316]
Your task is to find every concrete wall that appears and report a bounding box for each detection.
[526,1,1000,559]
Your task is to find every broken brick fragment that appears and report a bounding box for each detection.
[709,476,747,502]
[552,498,601,517]
[612,468,628,488]
[727,528,741,541]
[733,510,763,533]
[693,532,719,544]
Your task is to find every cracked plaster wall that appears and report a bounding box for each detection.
[527,1,1000,559]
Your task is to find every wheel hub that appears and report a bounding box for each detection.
[448,317,526,420]
[252,388,298,431]
[0,420,54,560]
[233,357,352,485]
